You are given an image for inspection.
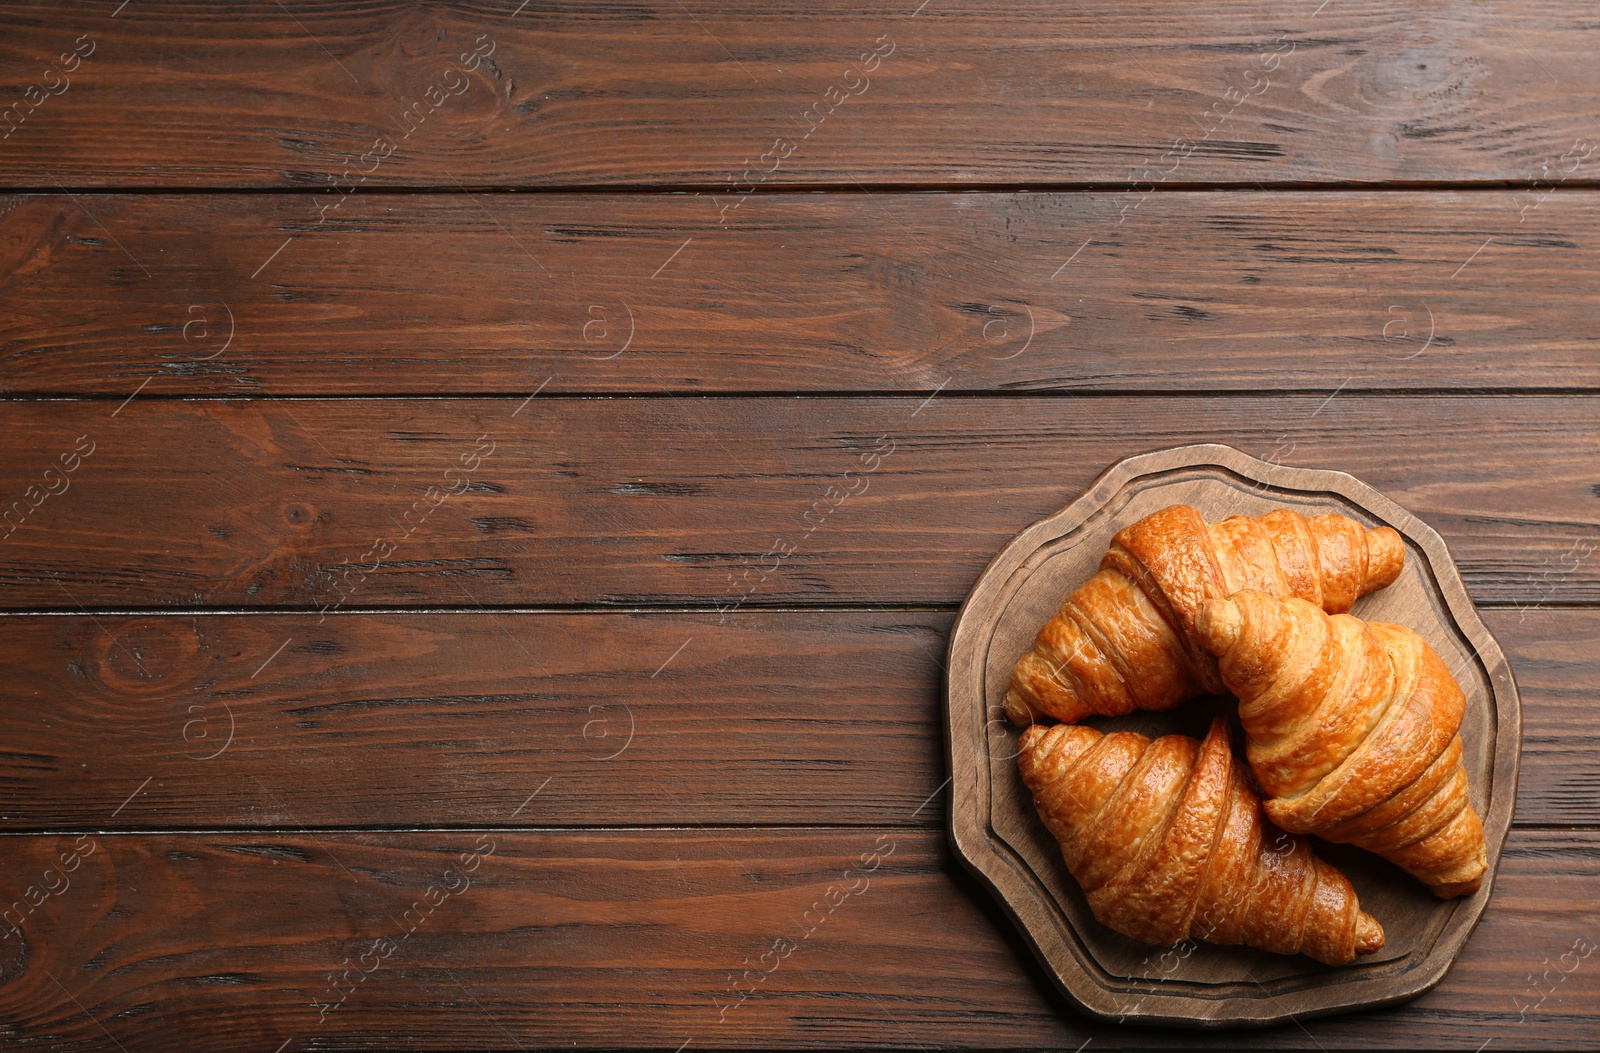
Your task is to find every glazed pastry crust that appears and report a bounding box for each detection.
[1006,505,1405,725]
[1196,590,1488,898]
[1017,716,1385,965]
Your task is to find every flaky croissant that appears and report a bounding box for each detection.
[1195,590,1488,898]
[1017,715,1385,965]
[1006,504,1404,725]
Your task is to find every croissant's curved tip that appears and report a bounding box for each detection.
[1195,596,1243,657]
[1354,911,1386,956]
[1003,686,1041,725]
[1364,525,1406,591]
[1427,873,1485,899]
[1017,723,1049,754]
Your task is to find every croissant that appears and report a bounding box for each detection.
[1006,504,1404,725]
[1017,715,1385,965]
[1195,590,1488,898]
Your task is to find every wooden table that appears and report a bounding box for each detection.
[1,2,1595,1048]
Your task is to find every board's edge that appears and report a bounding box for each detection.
[943,442,1521,1028]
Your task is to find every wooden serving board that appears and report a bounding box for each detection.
[944,443,1521,1028]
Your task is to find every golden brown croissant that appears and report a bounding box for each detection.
[1006,504,1404,725]
[1017,715,1385,965]
[1195,590,1488,898]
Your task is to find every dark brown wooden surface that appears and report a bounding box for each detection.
[4,191,1599,395]
[0,2,1597,188]
[2,0,1597,1047]
[0,611,950,829]
[1,397,1596,608]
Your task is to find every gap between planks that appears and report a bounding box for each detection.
[10,180,1600,196]
[7,390,1600,402]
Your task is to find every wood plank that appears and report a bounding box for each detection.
[0,606,1587,830]
[0,2,1595,188]
[1,397,1596,609]
[0,828,1593,1049]
[0,611,950,829]
[4,190,1600,395]
[1490,606,1600,829]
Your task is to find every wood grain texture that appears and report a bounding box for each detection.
[4,190,1600,395]
[0,607,1589,830]
[2,0,1596,1043]
[0,611,949,829]
[1501,607,1600,828]
[0,828,1594,1050]
[0,2,1597,188]
[1,397,1596,609]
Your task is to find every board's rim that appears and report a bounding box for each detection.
[944,442,1522,1029]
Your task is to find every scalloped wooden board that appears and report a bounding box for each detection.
[944,444,1521,1028]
